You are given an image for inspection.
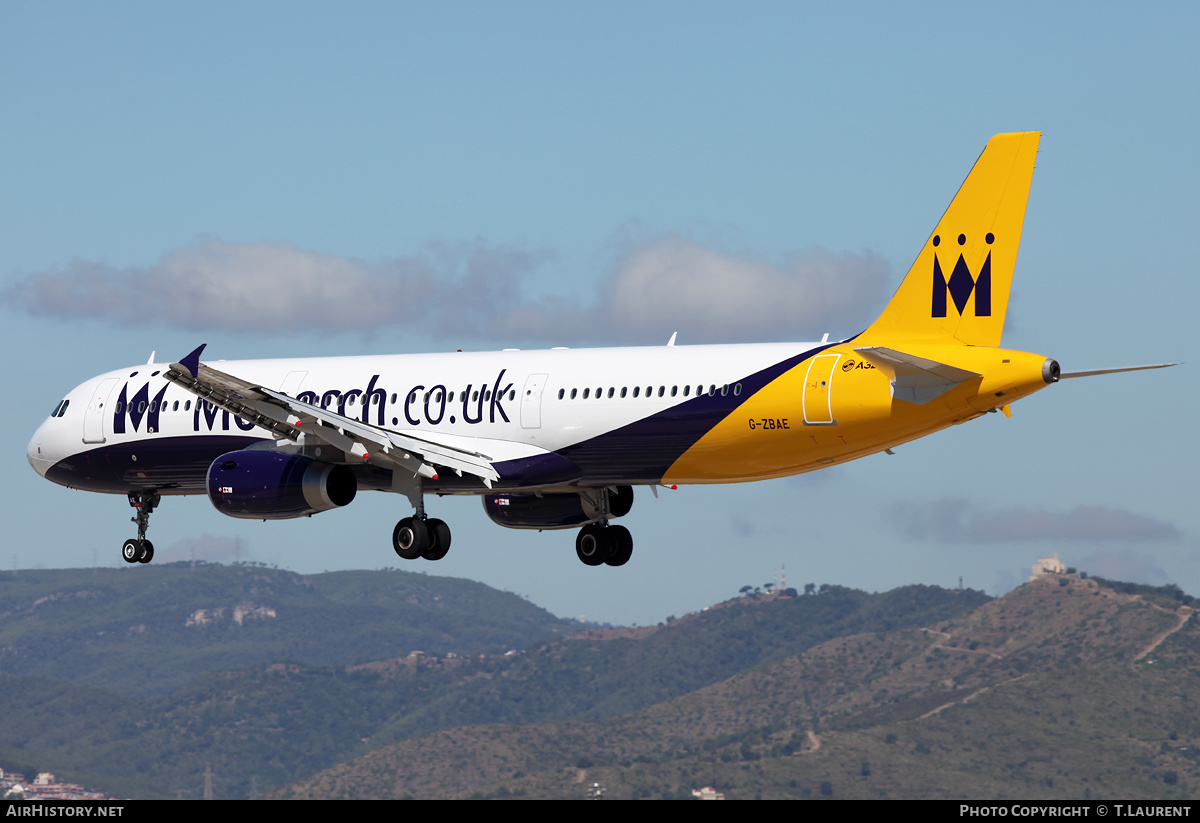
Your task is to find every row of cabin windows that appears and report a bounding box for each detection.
[556,383,742,401]
[115,399,194,414]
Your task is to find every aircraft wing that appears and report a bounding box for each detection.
[164,344,500,486]
[854,346,981,404]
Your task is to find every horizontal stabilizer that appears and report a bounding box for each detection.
[855,346,980,405]
[1060,363,1180,379]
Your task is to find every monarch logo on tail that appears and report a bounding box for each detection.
[931,233,994,318]
[856,132,1038,348]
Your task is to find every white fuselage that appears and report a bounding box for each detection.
[28,341,824,496]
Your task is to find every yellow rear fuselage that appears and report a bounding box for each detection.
[665,343,1053,483]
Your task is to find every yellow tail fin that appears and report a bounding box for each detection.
[860,132,1040,346]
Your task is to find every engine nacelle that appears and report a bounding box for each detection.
[207,450,357,520]
[483,486,633,530]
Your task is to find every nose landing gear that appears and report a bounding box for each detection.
[122,491,159,564]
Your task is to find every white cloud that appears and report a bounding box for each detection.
[3,237,890,344]
[603,238,889,342]
[2,241,542,335]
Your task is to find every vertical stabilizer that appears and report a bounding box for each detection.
[859,132,1040,346]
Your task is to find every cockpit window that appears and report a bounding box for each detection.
[50,399,69,418]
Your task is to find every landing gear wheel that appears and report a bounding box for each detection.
[393,517,430,560]
[604,525,633,567]
[422,518,452,561]
[575,524,611,566]
[125,491,160,564]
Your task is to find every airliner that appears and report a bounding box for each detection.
[26,133,1173,568]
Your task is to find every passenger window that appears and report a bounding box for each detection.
[571,388,578,399]
[734,383,742,396]
[390,393,398,404]
[671,386,677,397]
[607,388,614,399]
[683,385,690,397]
[583,388,590,399]
[632,386,639,398]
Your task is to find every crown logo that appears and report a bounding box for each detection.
[932,232,993,317]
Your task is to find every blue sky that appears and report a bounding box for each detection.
[3,2,1196,627]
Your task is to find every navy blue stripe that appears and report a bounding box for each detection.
[556,344,831,484]
[46,435,264,495]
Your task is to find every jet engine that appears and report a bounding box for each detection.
[207,450,357,520]
[483,486,633,530]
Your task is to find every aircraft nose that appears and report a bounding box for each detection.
[27,421,53,478]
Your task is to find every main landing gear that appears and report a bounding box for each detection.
[576,523,633,567]
[122,491,160,564]
[392,493,452,562]
[574,486,634,567]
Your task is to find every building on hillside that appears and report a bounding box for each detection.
[1031,553,1066,580]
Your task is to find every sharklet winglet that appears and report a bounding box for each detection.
[173,344,207,380]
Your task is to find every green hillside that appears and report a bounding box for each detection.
[274,575,1200,800]
[0,567,984,799]
[0,562,574,695]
